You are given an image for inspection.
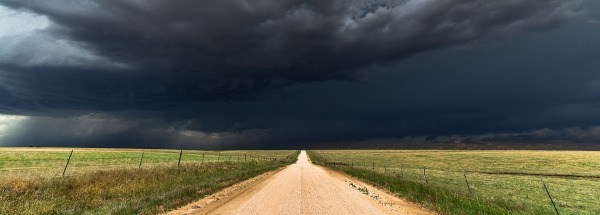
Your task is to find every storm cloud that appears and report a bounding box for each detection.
[0,0,583,108]
[0,0,599,149]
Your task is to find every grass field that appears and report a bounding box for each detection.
[0,148,299,214]
[309,150,600,215]
[0,147,293,179]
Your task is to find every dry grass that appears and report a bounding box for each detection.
[311,150,600,215]
[0,148,299,214]
[0,148,294,179]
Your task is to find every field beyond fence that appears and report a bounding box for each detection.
[0,148,299,214]
[0,147,291,179]
[309,150,600,215]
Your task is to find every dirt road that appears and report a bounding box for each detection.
[169,150,434,215]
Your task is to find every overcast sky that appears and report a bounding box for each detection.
[1,0,600,149]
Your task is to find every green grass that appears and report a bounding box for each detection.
[0,148,294,178]
[0,148,299,214]
[308,150,600,215]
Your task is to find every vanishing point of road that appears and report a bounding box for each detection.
[169,150,434,215]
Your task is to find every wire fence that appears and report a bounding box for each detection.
[315,152,600,215]
[0,149,283,179]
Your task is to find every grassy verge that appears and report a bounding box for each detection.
[307,150,555,215]
[308,150,600,215]
[0,150,299,215]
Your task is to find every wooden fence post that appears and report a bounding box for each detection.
[400,166,403,178]
[463,173,472,195]
[177,150,183,167]
[138,151,145,169]
[62,150,74,177]
[541,178,560,215]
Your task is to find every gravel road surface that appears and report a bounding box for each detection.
[168,150,434,215]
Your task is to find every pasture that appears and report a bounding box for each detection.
[0,148,299,214]
[310,150,600,215]
[0,147,292,179]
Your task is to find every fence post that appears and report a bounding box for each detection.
[138,151,145,169]
[400,166,403,178]
[463,173,472,195]
[541,178,560,215]
[202,153,205,163]
[372,162,375,171]
[62,150,74,177]
[245,153,247,161]
[423,167,428,183]
[218,152,221,162]
[177,150,183,167]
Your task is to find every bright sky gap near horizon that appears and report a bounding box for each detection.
[1,0,600,149]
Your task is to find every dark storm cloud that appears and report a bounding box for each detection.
[0,0,583,111]
[0,113,286,149]
[1,0,598,149]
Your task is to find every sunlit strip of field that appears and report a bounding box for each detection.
[0,147,293,179]
[311,150,600,215]
[0,148,299,214]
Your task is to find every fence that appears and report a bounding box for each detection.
[314,152,600,215]
[0,149,283,179]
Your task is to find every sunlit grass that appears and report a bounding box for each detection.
[0,148,299,214]
[309,150,600,215]
[0,148,294,179]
